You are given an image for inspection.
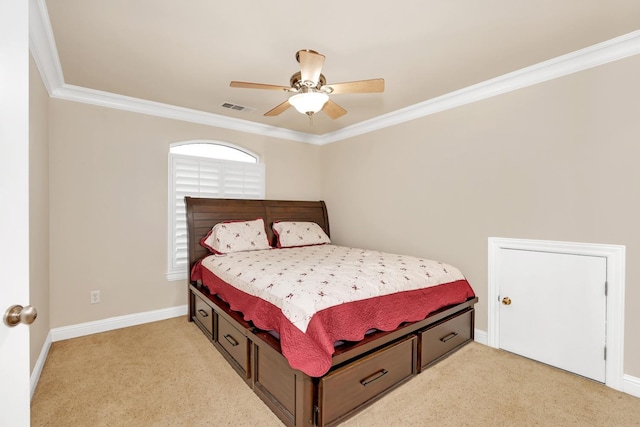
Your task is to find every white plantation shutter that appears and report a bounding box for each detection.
[167,152,265,280]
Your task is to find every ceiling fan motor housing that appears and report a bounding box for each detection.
[290,71,329,92]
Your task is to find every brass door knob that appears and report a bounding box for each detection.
[502,297,512,306]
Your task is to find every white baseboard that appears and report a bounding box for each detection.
[474,328,488,345]
[623,374,640,398]
[50,305,187,342]
[30,330,52,400]
[32,315,640,401]
[30,305,187,397]
[31,305,187,398]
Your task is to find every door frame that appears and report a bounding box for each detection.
[488,237,625,390]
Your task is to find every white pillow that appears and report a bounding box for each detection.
[200,218,271,254]
[273,221,330,248]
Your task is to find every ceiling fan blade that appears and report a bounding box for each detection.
[322,99,347,119]
[264,100,292,116]
[298,50,325,85]
[230,81,292,91]
[325,78,384,94]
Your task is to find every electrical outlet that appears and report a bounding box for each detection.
[90,290,100,304]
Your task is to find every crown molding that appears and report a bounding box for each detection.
[52,84,324,144]
[321,29,640,144]
[29,0,64,94]
[28,0,322,145]
[28,0,640,145]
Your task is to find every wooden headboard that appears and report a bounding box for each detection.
[185,197,330,274]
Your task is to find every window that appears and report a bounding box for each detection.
[167,141,265,280]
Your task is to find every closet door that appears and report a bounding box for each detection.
[498,249,606,382]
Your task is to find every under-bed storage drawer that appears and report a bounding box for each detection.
[216,314,250,378]
[420,308,472,370]
[193,293,213,338]
[319,335,417,426]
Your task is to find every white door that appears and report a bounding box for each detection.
[0,1,31,425]
[498,249,607,382]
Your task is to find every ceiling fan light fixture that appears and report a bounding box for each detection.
[289,91,329,115]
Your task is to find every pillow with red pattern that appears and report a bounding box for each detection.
[272,221,330,248]
[200,218,271,254]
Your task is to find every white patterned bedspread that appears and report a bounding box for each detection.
[201,244,466,333]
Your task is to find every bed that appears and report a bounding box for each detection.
[186,197,477,426]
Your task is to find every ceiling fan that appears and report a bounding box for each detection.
[230,49,384,119]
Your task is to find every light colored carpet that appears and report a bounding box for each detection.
[31,317,640,426]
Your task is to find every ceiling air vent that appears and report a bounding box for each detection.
[221,102,255,113]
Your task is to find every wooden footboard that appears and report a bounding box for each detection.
[189,283,477,427]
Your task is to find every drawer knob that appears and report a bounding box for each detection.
[224,334,239,347]
[360,369,388,386]
[440,332,458,343]
[197,309,209,318]
[502,296,512,305]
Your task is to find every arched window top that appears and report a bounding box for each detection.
[170,141,258,163]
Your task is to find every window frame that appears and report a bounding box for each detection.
[166,140,265,281]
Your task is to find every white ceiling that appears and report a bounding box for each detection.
[43,0,640,136]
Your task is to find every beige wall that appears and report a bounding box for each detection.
[42,52,640,380]
[321,54,640,377]
[48,100,322,328]
[29,56,50,372]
